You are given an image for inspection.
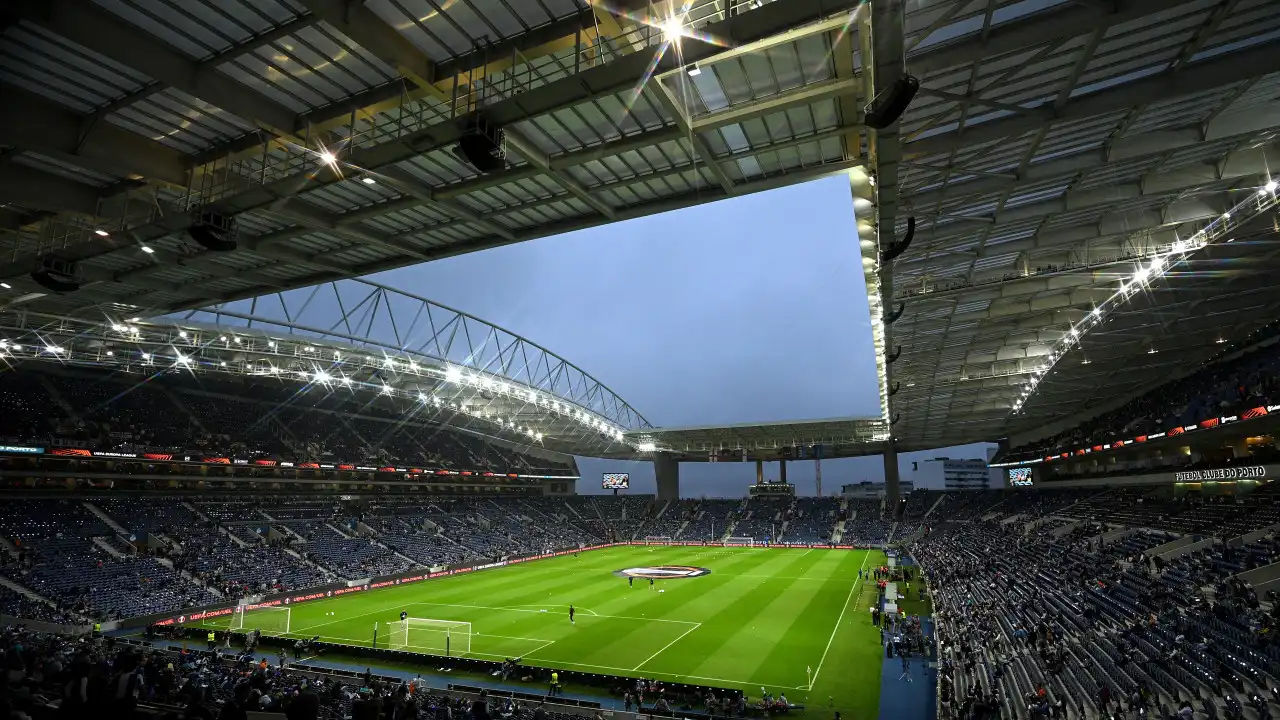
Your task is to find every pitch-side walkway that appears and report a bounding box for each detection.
[113,633,629,709]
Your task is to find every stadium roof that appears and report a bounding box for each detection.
[867,0,1280,451]
[1,0,1277,458]
[0,281,651,457]
[0,0,870,320]
[620,416,888,461]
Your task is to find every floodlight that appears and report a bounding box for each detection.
[381,384,392,394]
[660,17,684,43]
[176,353,190,365]
[268,341,276,348]
[140,246,155,254]
[94,229,110,237]
[319,150,337,165]
[0,283,9,290]
[219,336,227,341]
[361,177,376,185]
[234,337,242,344]
[106,351,113,356]
[179,331,187,339]
[314,370,330,383]
[142,353,151,360]
[638,442,657,452]
[1266,180,1278,192]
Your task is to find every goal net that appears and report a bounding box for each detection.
[644,536,673,545]
[229,606,290,634]
[387,618,472,656]
[724,537,755,547]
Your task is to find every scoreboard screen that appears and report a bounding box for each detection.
[1008,467,1033,486]
[602,472,630,489]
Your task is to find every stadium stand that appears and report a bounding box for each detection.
[910,485,1280,720]
[1003,328,1280,463]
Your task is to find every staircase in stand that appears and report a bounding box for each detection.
[91,537,127,559]
[0,575,58,608]
[325,522,354,539]
[83,502,129,535]
[922,493,949,520]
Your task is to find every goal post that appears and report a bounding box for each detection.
[724,536,755,547]
[644,536,673,545]
[387,618,472,656]
[230,605,290,634]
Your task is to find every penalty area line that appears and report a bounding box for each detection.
[631,622,701,672]
[806,549,872,690]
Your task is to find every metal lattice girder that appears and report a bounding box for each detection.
[180,278,651,432]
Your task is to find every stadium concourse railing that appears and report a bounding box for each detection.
[98,540,879,632]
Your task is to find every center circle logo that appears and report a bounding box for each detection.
[613,565,711,579]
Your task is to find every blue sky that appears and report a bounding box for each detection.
[370,175,991,496]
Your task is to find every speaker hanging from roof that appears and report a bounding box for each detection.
[881,217,916,263]
[890,413,900,426]
[864,75,920,130]
[886,345,901,363]
[886,302,905,324]
[889,382,900,397]
[186,208,239,252]
[30,253,80,293]
[454,114,507,174]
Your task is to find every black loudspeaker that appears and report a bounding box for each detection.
[886,302,905,324]
[30,253,80,292]
[887,345,901,364]
[187,209,238,252]
[889,382,900,396]
[455,116,506,174]
[864,75,920,130]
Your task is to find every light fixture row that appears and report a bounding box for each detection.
[1013,179,1280,414]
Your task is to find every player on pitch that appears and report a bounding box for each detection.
[569,605,575,625]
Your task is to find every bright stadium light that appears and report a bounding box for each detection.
[381,384,392,395]
[637,442,657,452]
[660,16,684,43]
[1265,180,1278,193]
[313,370,331,384]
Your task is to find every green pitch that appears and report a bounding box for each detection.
[193,545,884,714]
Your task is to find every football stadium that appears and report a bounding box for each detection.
[2,1,1280,720]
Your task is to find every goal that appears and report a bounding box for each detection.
[724,537,755,547]
[229,605,290,634]
[644,536,673,545]
[387,618,472,656]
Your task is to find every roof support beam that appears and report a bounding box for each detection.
[905,39,1280,159]
[69,160,864,315]
[651,79,736,196]
[12,0,298,136]
[0,85,188,186]
[0,164,119,216]
[908,0,1180,75]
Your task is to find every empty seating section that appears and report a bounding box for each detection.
[843,499,890,544]
[91,497,198,533]
[679,500,739,541]
[0,370,574,474]
[175,530,332,596]
[783,497,840,543]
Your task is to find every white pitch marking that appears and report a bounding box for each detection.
[410,601,698,624]
[806,550,873,689]
[631,622,702,671]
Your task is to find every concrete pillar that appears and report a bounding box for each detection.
[883,439,901,507]
[755,459,763,484]
[779,459,788,484]
[654,455,680,502]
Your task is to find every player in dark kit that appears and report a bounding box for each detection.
[628,576,633,587]
[401,611,408,621]
[649,578,655,590]
[569,605,575,625]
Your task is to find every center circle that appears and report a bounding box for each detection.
[613,565,711,579]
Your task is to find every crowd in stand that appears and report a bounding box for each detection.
[1005,325,1280,463]
[911,485,1280,720]
[0,623,623,720]
[0,370,573,475]
[0,491,856,622]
